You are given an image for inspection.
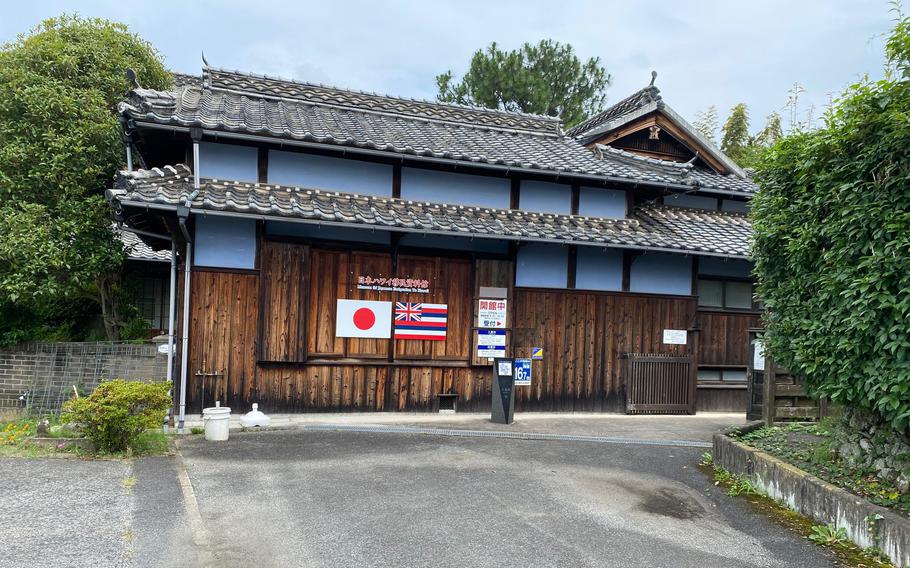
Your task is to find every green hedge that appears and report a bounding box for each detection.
[752,16,910,430]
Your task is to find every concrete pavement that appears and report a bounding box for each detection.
[0,414,834,567]
[178,427,837,568]
[182,411,745,443]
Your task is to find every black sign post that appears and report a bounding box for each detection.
[491,357,515,424]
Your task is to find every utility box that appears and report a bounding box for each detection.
[491,357,515,424]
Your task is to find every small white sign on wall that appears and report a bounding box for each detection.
[753,339,766,371]
[662,329,688,345]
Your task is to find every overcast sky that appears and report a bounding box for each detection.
[0,1,893,133]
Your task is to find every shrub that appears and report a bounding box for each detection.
[62,380,170,453]
[752,12,910,431]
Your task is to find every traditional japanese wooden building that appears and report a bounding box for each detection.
[108,67,759,423]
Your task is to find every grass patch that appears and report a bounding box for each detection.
[700,453,895,567]
[0,418,173,459]
[732,420,910,515]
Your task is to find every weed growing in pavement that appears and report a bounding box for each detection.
[808,523,848,546]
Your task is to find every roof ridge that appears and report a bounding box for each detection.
[567,83,661,137]
[204,66,563,125]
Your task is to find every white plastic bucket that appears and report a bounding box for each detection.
[202,405,231,441]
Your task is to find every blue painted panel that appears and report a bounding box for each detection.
[398,233,508,253]
[575,247,623,291]
[629,253,692,295]
[721,199,750,213]
[699,257,753,278]
[664,194,718,210]
[578,187,626,219]
[519,180,572,215]
[198,142,258,182]
[264,220,390,244]
[267,150,393,196]
[194,215,256,269]
[400,168,510,209]
[515,244,568,288]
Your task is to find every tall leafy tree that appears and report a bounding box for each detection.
[720,103,751,162]
[692,105,719,145]
[436,40,611,127]
[752,12,910,432]
[0,15,170,342]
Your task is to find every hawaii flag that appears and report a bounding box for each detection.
[336,299,392,338]
[394,303,448,340]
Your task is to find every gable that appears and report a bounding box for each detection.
[583,111,729,174]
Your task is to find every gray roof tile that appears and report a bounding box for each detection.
[108,165,751,259]
[120,68,757,196]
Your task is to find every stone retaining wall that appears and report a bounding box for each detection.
[714,427,910,566]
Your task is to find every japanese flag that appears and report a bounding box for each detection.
[335,299,392,338]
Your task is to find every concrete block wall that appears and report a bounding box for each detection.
[0,342,168,414]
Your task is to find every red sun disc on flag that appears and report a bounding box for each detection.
[353,307,376,330]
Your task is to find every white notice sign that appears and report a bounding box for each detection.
[753,339,766,371]
[478,299,507,329]
[662,329,688,345]
[477,329,506,359]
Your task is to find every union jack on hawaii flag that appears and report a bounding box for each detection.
[394,302,448,340]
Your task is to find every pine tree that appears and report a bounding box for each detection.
[436,40,611,127]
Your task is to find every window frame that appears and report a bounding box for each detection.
[696,275,758,311]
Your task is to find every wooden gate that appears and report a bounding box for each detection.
[747,331,830,424]
[623,353,695,414]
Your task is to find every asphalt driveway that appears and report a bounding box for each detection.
[179,429,838,568]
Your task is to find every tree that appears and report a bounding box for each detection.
[692,105,719,145]
[751,12,910,432]
[734,112,783,170]
[753,112,783,147]
[0,15,170,342]
[720,103,751,163]
[436,40,611,128]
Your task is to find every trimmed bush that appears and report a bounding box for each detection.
[752,13,910,431]
[62,380,170,453]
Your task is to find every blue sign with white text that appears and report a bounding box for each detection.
[514,358,532,386]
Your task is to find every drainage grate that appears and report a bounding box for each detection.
[296,423,712,449]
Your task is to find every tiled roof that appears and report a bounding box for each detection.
[117,226,170,262]
[121,67,755,196]
[108,165,751,259]
[120,68,613,178]
[567,78,748,179]
[593,145,758,195]
[566,85,661,138]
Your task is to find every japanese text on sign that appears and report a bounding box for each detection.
[477,299,507,328]
[514,358,532,386]
[357,275,429,294]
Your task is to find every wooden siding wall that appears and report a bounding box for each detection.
[512,290,696,411]
[185,241,712,413]
[697,311,761,366]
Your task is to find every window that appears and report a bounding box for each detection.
[697,278,755,309]
[698,367,747,384]
[137,276,169,331]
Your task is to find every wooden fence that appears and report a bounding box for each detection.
[746,331,830,424]
[623,353,695,414]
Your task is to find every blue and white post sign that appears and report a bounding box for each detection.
[477,329,506,359]
[514,358,532,386]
